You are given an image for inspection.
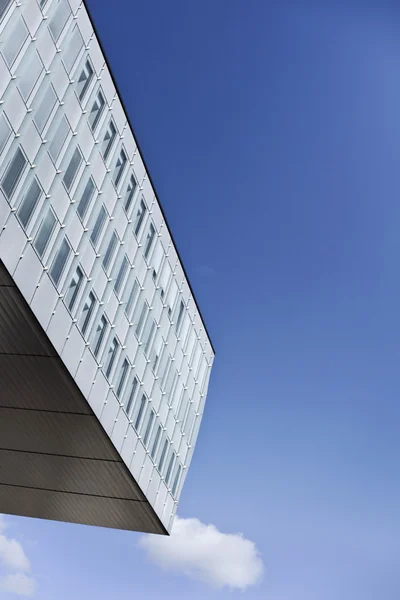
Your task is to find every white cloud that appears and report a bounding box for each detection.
[0,573,36,597]
[0,515,37,597]
[139,516,264,590]
[0,531,31,572]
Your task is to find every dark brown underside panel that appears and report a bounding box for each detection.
[0,261,167,535]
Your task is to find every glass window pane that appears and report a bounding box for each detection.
[125,279,139,321]
[0,114,11,155]
[18,51,43,102]
[92,315,108,358]
[144,320,156,357]
[76,60,94,102]
[133,394,146,432]
[49,0,71,41]
[34,210,56,258]
[104,338,118,378]
[143,223,156,260]
[124,174,137,213]
[49,238,70,286]
[34,85,57,134]
[157,438,168,473]
[134,301,148,338]
[133,199,146,237]
[113,149,127,187]
[64,266,83,311]
[171,464,182,497]
[165,452,176,485]
[150,424,162,461]
[90,205,107,246]
[125,376,138,418]
[175,300,185,335]
[77,177,95,221]
[63,26,83,74]
[63,147,82,190]
[114,255,129,296]
[3,17,28,67]
[17,178,42,228]
[0,0,12,19]
[102,121,116,160]
[1,147,26,199]
[102,231,118,271]
[143,410,155,446]
[116,359,129,398]
[49,116,70,163]
[88,91,105,131]
[78,291,96,335]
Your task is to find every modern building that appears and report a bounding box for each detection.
[0,0,214,535]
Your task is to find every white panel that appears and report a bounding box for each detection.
[67,0,80,13]
[151,385,162,413]
[88,148,106,188]
[120,425,138,468]
[30,273,58,330]
[114,312,129,347]
[51,61,69,100]
[138,455,153,490]
[76,120,93,161]
[103,288,118,324]
[65,212,83,251]
[13,243,42,304]
[158,400,169,429]
[76,4,93,44]
[142,367,155,397]
[46,299,72,354]
[110,101,125,136]
[74,346,98,397]
[0,216,26,275]
[50,182,70,223]
[133,349,146,382]
[87,368,108,419]
[110,408,129,453]
[86,38,104,76]
[121,129,136,163]
[125,329,139,364]
[131,442,146,481]
[131,151,145,186]
[22,121,42,163]
[21,1,42,37]
[153,480,168,520]
[99,68,116,107]
[141,177,154,208]
[162,493,175,530]
[35,151,56,193]
[34,25,56,69]
[80,240,96,277]
[100,390,119,437]
[146,468,160,504]
[165,410,175,441]
[4,88,26,132]
[64,91,81,131]
[0,193,10,230]
[61,323,85,377]
[0,54,11,99]
[92,263,107,299]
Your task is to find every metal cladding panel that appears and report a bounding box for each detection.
[0,485,164,534]
[0,449,145,501]
[0,408,119,460]
[0,354,92,414]
[0,287,55,357]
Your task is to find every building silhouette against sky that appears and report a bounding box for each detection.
[0,0,214,535]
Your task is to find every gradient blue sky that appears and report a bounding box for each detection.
[3,1,400,598]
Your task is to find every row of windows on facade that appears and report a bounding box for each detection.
[0,128,209,424]
[0,34,210,376]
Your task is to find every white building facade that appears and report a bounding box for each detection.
[0,0,214,534]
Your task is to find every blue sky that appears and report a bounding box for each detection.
[2,0,400,598]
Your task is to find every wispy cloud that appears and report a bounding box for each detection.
[0,515,36,597]
[139,516,264,590]
[0,573,36,597]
